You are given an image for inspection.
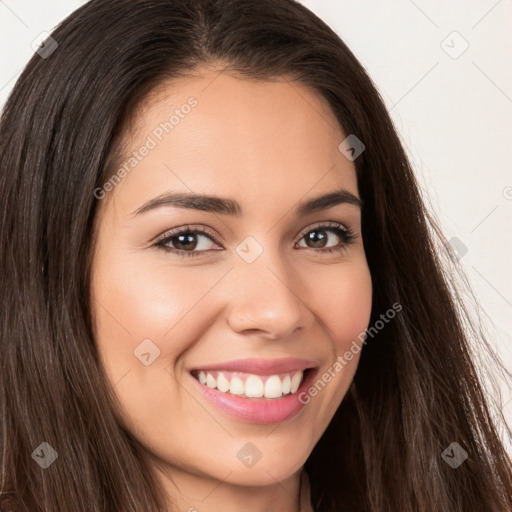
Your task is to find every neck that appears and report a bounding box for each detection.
[154,465,309,512]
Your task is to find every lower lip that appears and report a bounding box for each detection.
[190,369,318,424]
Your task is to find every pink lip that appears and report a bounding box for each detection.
[189,357,318,375]
[189,367,319,424]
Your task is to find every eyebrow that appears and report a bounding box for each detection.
[131,188,362,217]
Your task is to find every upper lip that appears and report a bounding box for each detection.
[190,357,318,375]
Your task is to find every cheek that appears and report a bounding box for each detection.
[90,254,205,438]
[311,262,373,352]
[90,251,234,431]
[303,261,371,414]
[91,252,226,364]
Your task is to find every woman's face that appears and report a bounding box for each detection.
[90,68,372,500]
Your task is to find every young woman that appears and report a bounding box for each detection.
[1,0,511,511]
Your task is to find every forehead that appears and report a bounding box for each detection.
[101,69,358,218]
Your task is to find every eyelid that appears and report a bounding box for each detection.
[296,220,351,240]
[154,224,222,246]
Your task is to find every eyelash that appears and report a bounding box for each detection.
[154,221,356,258]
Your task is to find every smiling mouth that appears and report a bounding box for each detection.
[190,368,312,399]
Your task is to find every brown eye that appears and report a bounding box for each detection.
[169,233,201,251]
[296,223,355,253]
[303,229,329,249]
[155,226,221,257]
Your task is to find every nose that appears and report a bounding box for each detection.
[225,246,313,340]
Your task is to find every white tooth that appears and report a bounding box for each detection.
[198,371,206,385]
[206,373,217,389]
[245,375,264,397]
[290,371,303,393]
[229,376,245,395]
[282,375,291,394]
[264,375,283,398]
[216,372,230,392]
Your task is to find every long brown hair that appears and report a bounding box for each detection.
[1,0,511,510]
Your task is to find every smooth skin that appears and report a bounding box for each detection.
[90,66,373,512]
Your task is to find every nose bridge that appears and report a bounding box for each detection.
[225,237,309,337]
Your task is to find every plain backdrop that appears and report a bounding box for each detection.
[1,0,511,435]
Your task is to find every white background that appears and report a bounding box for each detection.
[1,0,511,434]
